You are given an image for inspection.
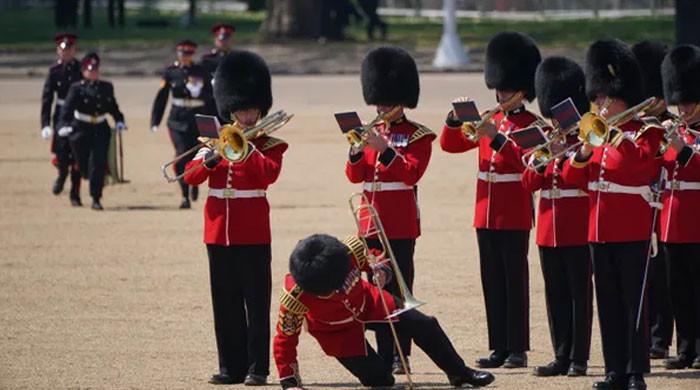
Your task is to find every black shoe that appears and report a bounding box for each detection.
[627,375,647,390]
[567,361,587,377]
[449,369,495,387]
[592,374,625,389]
[533,360,568,376]
[52,175,67,195]
[179,198,191,209]
[392,355,411,374]
[243,374,267,386]
[91,200,103,210]
[190,186,199,201]
[476,350,507,368]
[692,356,700,369]
[650,345,669,359]
[503,352,527,368]
[208,373,242,385]
[664,355,693,369]
[70,197,82,207]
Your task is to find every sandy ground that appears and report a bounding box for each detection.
[1,75,698,390]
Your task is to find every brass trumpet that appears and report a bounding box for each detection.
[346,106,401,149]
[161,110,293,183]
[460,91,525,142]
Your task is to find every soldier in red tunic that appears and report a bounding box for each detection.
[440,31,542,369]
[659,44,700,370]
[183,50,287,386]
[345,46,435,373]
[524,56,593,378]
[561,39,665,390]
[273,234,495,389]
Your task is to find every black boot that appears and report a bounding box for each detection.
[91,198,103,210]
[190,185,199,201]
[533,359,568,376]
[664,354,693,369]
[448,368,495,388]
[69,169,81,206]
[179,198,191,209]
[208,373,243,385]
[52,170,68,195]
[475,350,507,368]
[567,361,587,377]
[503,351,527,368]
[627,374,646,390]
[592,373,626,389]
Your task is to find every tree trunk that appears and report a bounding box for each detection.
[187,0,196,26]
[260,0,323,39]
[676,0,700,46]
[83,0,92,28]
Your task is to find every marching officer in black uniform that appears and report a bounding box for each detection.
[58,53,126,210]
[201,23,235,79]
[41,33,82,205]
[151,40,212,209]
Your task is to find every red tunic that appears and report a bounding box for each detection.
[522,156,589,247]
[562,119,664,243]
[659,125,700,243]
[440,109,539,230]
[345,118,435,239]
[273,237,397,381]
[183,136,287,245]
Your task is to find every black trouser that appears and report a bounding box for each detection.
[168,128,199,199]
[591,241,651,376]
[51,109,80,198]
[358,0,387,40]
[69,122,111,200]
[339,309,472,387]
[366,238,415,358]
[539,245,593,363]
[206,244,271,380]
[663,243,700,359]
[476,229,530,352]
[648,251,674,351]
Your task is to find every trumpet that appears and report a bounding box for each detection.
[161,110,293,183]
[460,91,525,142]
[345,106,402,149]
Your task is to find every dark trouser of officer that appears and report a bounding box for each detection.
[168,128,199,208]
[539,245,593,365]
[51,110,81,203]
[648,251,674,358]
[366,238,415,370]
[663,243,700,365]
[476,229,530,360]
[591,242,650,381]
[207,244,271,382]
[358,0,387,40]
[69,122,111,208]
[343,309,493,388]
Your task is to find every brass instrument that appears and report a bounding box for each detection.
[346,106,401,149]
[161,110,293,183]
[461,91,525,142]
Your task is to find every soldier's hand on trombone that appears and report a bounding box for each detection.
[668,132,686,152]
[364,131,388,153]
[477,121,497,139]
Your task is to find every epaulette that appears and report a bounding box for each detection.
[278,284,307,336]
[261,136,287,151]
[280,285,307,314]
[634,119,665,141]
[406,121,435,144]
[342,235,368,269]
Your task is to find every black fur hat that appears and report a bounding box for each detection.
[214,50,272,120]
[361,46,420,109]
[632,40,668,99]
[662,44,700,105]
[485,31,542,101]
[289,234,351,296]
[535,56,589,118]
[585,39,643,106]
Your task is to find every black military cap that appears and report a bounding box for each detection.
[289,234,351,296]
[632,40,668,99]
[535,56,589,119]
[175,40,198,55]
[585,39,643,106]
[81,52,100,71]
[361,46,420,109]
[485,31,542,102]
[214,50,272,120]
[54,33,77,50]
[211,23,236,40]
[662,44,700,105]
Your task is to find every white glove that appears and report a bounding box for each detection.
[186,79,203,98]
[150,125,159,133]
[115,121,127,132]
[40,126,53,140]
[58,126,73,137]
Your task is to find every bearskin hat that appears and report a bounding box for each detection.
[214,50,272,120]
[662,44,700,105]
[361,46,420,109]
[632,40,668,99]
[585,39,643,106]
[485,32,541,102]
[535,56,589,118]
[289,234,351,296]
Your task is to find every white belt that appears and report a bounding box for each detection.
[588,180,661,209]
[362,182,412,192]
[74,111,107,124]
[540,188,587,199]
[56,98,66,106]
[665,180,700,191]
[208,188,266,199]
[171,97,205,108]
[477,171,522,183]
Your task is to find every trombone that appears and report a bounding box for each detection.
[460,91,525,142]
[345,106,401,149]
[161,110,293,183]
